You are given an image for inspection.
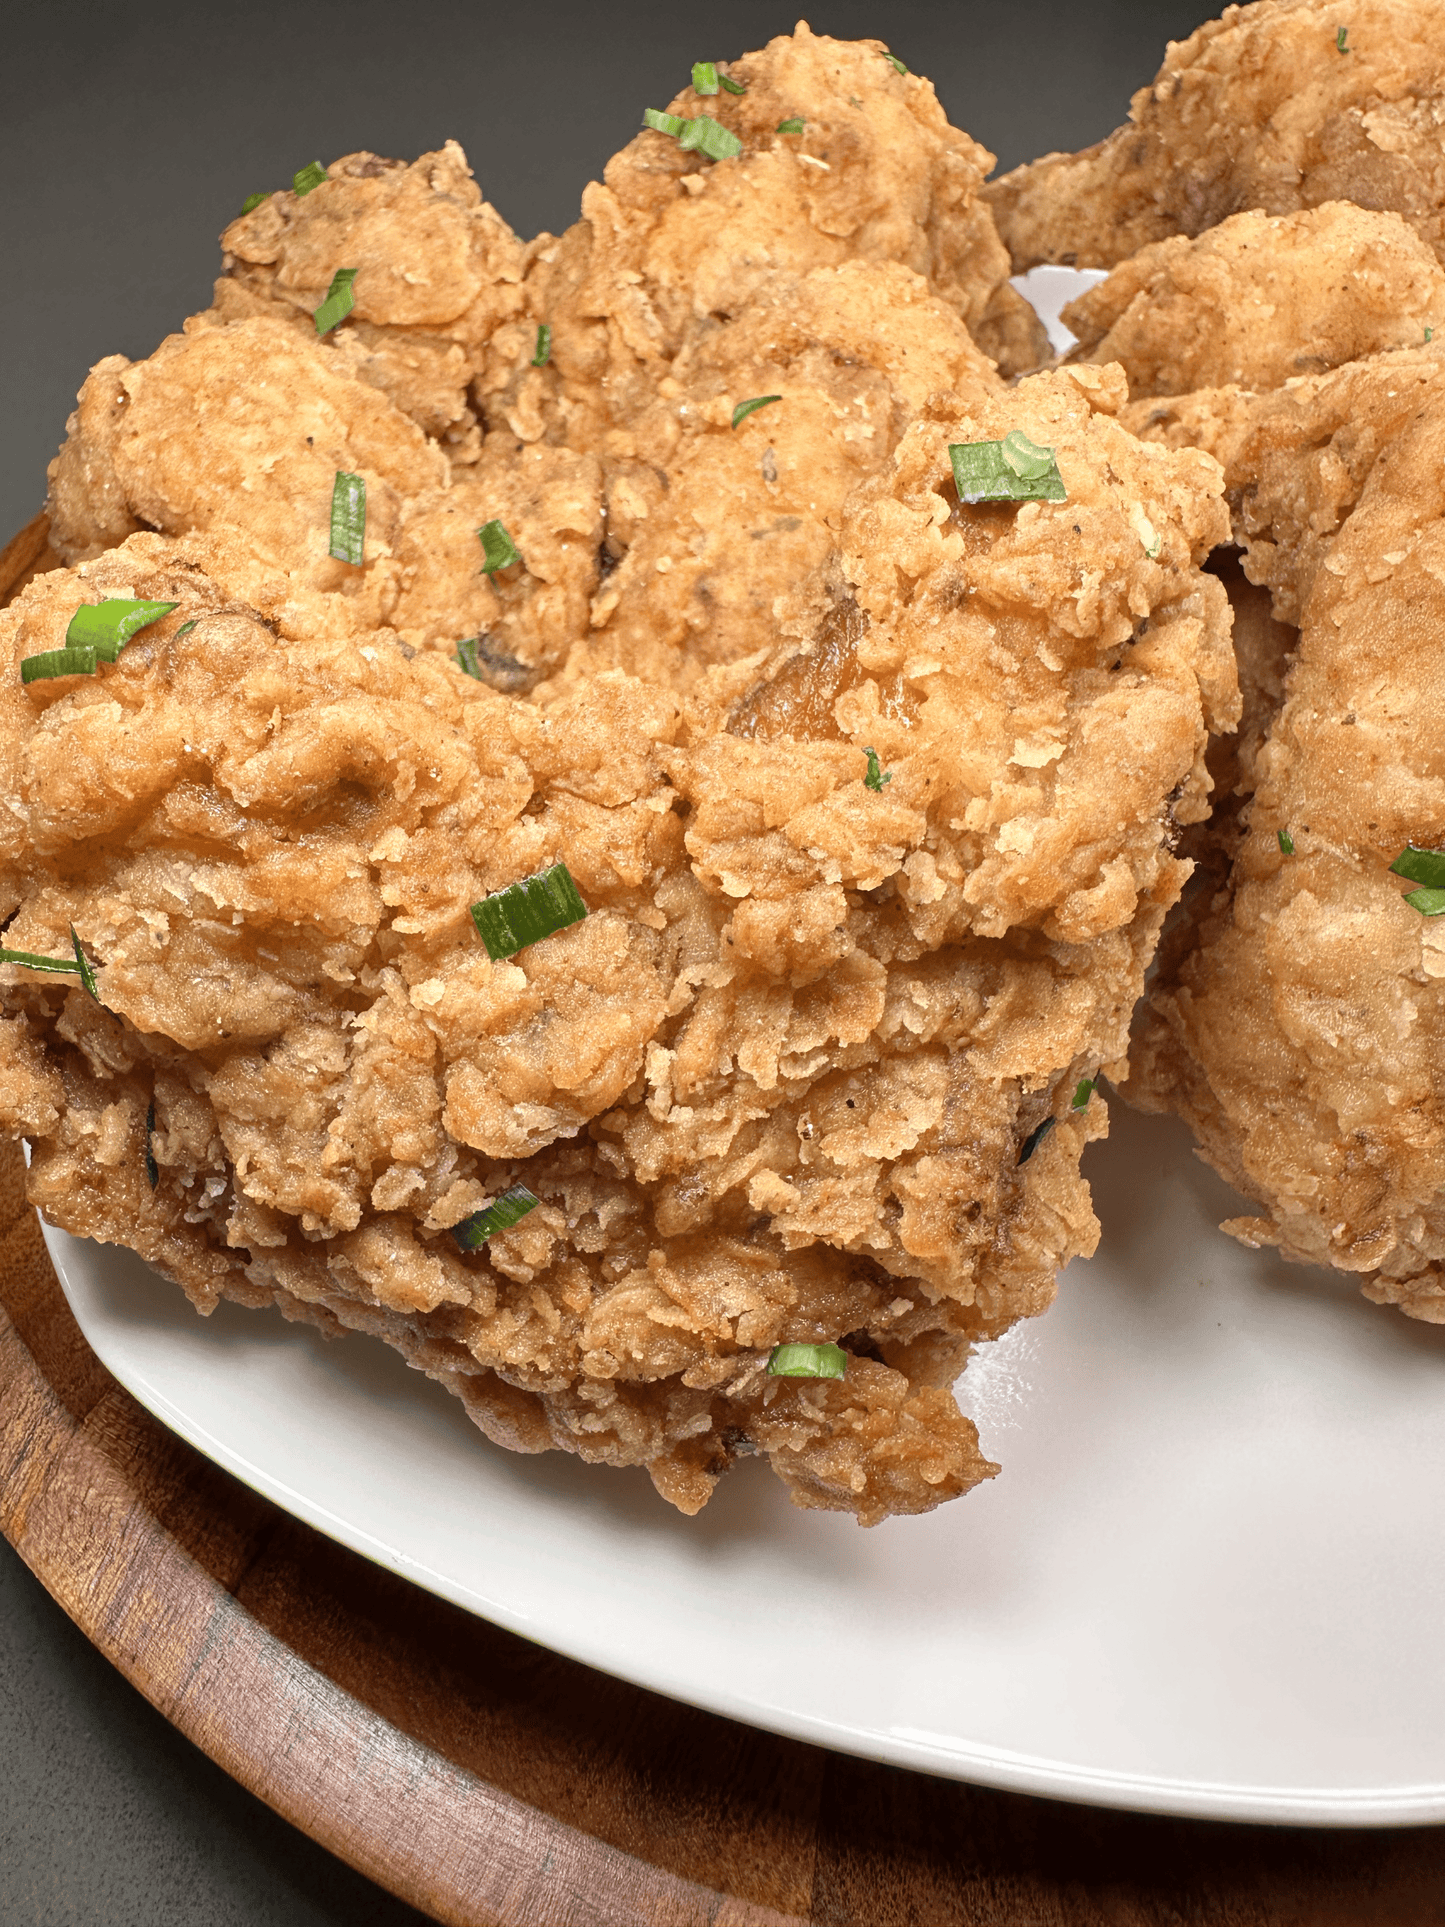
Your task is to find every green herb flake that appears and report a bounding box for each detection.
[470,861,588,960]
[950,434,1067,506]
[452,1184,540,1251]
[174,619,199,640]
[883,51,908,74]
[0,945,84,978]
[240,192,271,215]
[477,519,521,574]
[767,1342,847,1380]
[329,470,367,566]
[1072,1078,1094,1111]
[456,636,485,680]
[777,118,805,134]
[70,926,99,1001]
[719,73,747,94]
[1428,327,1436,344]
[1391,844,1445,890]
[863,746,891,792]
[644,108,742,161]
[66,598,179,660]
[1017,1114,1056,1165]
[732,394,781,429]
[21,646,98,685]
[145,1100,159,1191]
[692,60,720,94]
[1405,887,1445,916]
[1336,24,1349,51]
[531,322,552,367]
[313,266,358,336]
[643,108,688,138]
[293,160,328,195]
[1278,828,1295,856]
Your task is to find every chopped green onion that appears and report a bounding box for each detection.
[0,945,84,978]
[314,267,357,336]
[883,51,908,74]
[693,60,720,93]
[329,470,366,565]
[1278,828,1295,855]
[477,519,521,574]
[67,598,178,660]
[768,1342,847,1379]
[1336,24,1349,51]
[240,192,270,215]
[70,927,99,1002]
[174,619,199,640]
[719,73,747,94]
[1072,1078,1094,1111]
[732,394,781,429]
[471,861,588,960]
[777,118,805,134]
[950,436,1067,505]
[1391,844,1445,889]
[293,160,328,195]
[455,635,530,691]
[863,747,891,792]
[1017,1115,1056,1165]
[1428,327,1435,344]
[643,109,742,161]
[531,323,551,367]
[21,646,98,685]
[456,636,485,680]
[145,1100,159,1191]
[452,1184,540,1251]
[1405,888,1445,916]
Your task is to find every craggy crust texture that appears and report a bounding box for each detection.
[1062,203,1445,398]
[1130,347,1445,1320]
[983,0,1445,274]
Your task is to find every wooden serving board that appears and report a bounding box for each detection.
[6,515,1445,1923]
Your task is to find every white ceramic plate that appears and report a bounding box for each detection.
[45,1099,1445,1827]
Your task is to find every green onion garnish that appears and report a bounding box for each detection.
[1072,1078,1094,1111]
[1278,829,1295,855]
[145,1100,159,1191]
[883,51,908,74]
[314,267,357,337]
[240,192,270,215]
[1405,889,1445,916]
[1428,327,1436,344]
[21,646,98,684]
[455,635,530,691]
[768,1342,847,1379]
[863,747,891,792]
[731,395,781,429]
[1336,25,1349,51]
[0,945,85,978]
[174,619,199,640]
[642,109,742,161]
[67,598,178,659]
[70,927,99,1002]
[470,861,588,960]
[693,61,720,93]
[451,1184,540,1251]
[950,433,1066,505]
[777,118,804,134]
[531,323,551,367]
[1392,845,1445,910]
[329,471,366,565]
[1017,1115,1056,1165]
[719,73,746,94]
[477,520,521,573]
[456,637,485,680]
[293,160,328,195]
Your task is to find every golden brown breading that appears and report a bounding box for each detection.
[984,0,1445,275]
[1130,350,1445,1320]
[0,337,1232,1518]
[1062,203,1445,398]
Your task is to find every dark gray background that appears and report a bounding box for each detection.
[2,3,1205,1920]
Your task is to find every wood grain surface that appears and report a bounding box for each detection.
[6,518,1445,1924]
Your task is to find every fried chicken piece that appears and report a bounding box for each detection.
[1061,203,1445,398]
[0,333,1232,1518]
[984,0,1445,275]
[1130,348,1445,1319]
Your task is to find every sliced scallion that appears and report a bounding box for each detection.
[477,520,521,573]
[863,747,891,792]
[1405,888,1445,916]
[719,73,746,94]
[692,61,720,94]
[452,1184,540,1250]
[777,118,805,134]
[1336,24,1349,51]
[950,434,1066,505]
[293,160,328,195]
[1072,1078,1094,1111]
[883,51,908,74]
[21,646,98,685]
[67,598,179,660]
[531,322,552,367]
[1391,845,1445,889]
[1017,1115,1056,1165]
[768,1342,846,1379]
[70,927,99,1002]
[174,619,199,640]
[240,192,270,215]
[470,861,588,960]
[0,946,85,978]
[145,1099,159,1191]
[644,108,688,138]
[732,394,781,429]
[313,267,357,336]
[329,470,366,565]
[1278,829,1295,856]
[643,109,741,161]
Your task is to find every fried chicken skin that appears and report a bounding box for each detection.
[984,0,1445,275]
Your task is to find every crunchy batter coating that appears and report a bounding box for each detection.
[984,0,1445,275]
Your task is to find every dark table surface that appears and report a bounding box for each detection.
[3,3,1207,1920]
